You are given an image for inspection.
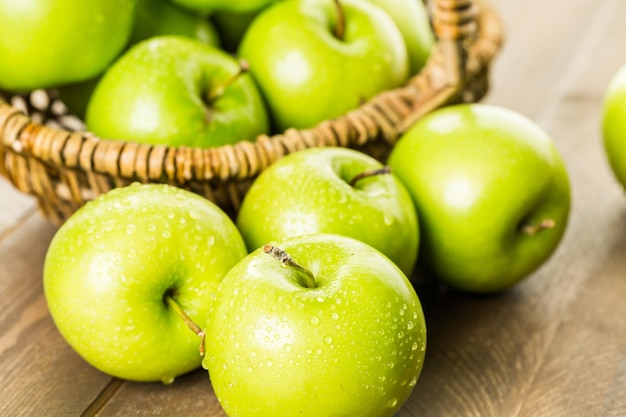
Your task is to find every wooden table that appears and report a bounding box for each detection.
[2,0,626,415]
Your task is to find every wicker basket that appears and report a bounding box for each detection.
[0,0,504,225]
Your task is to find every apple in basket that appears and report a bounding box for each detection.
[236,147,420,277]
[129,0,221,47]
[388,103,572,293]
[43,183,247,383]
[204,233,427,417]
[57,0,222,120]
[602,62,626,192]
[85,35,269,148]
[364,0,435,75]
[172,0,278,15]
[0,0,137,92]
[238,0,409,131]
[211,9,263,53]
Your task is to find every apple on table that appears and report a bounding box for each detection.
[43,183,248,383]
[602,62,626,191]
[85,35,269,148]
[388,103,571,293]
[204,233,427,417]
[238,0,409,131]
[236,147,419,277]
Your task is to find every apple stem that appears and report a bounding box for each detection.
[349,166,392,187]
[206,59,249,103]
[164,294,206,357]
[333,0,345,40]
[263,244,316,289]
[522,218,556,236]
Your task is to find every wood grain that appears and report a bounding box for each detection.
[1,0,626,415]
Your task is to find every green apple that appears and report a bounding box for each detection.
[0,0,137,92]
[85,35,269,147]
[388,103,571,293]
[172,0,277,15]
[236,147,419,276]
[57,0,221,120]
[363,0,434,75]
[238,0,409,132]
[43,183,247,382]
[204,233,427,417]
[602,63,626,190]
[130,0,220,46]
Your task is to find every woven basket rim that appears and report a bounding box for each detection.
[0,0,504,224]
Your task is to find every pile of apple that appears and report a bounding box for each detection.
[41,104,571,417]
[1,1,574,416]
[0,0,434,148]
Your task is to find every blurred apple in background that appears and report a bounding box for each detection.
[388,104,571,293]
[57,0,221,120]
[130,0,220,46]
[0,0,137,92]
[602,63,626,192]
[364,0,434,75]
[172,0,278,15]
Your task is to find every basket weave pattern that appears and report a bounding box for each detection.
[0,0,504,225]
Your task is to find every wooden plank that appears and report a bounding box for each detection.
[0,179,38,232]
[94,370,226,417]
[0,214,113,416]
[513,0,626,414]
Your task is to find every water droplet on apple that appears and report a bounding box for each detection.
[247,366,253,372]
[207,235,215,246]
[162,230,171,239]
[266,359,274,367]
[309,316,320,326]
[384,213,394,225]
[388,398,398,408]
[125,224,136,235]
[161,376,175,385]
[331,312,339,321]
[411,342,418,351]
[409,376,418,386]
[283,344,292,353]
[324,336,333,345]
[315,348,322,355]
[407,321,415,330]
